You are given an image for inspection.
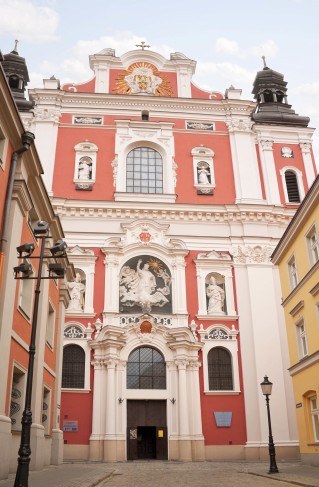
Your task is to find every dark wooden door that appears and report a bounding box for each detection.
[127,400,167,460]
[156,426,168,460]
[127,427,138,460]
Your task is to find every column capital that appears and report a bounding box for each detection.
[175,359,189,370]
[91,358,105,370]
[299,142,312,154]
[259,139,274,151]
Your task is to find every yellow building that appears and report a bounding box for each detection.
[272,175,319,465]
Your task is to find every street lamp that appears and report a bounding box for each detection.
[260,375,279,474]
[13,221,68,487]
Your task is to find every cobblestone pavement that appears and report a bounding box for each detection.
[0,463,115,487]
[1,461,318,487]
[99,461,319,487]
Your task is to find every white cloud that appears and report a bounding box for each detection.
[214,37,278,61]
[196,61,255,91]
[0,0,59,41]
[31,32,175,85]
[215,37,241,56]
[251,40,278,58]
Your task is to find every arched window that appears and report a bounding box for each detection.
[127,346,166,389]
[62,344,85,388]
[9,75,20,90]
[126,147,163,194]
[285,170,301,203]
[208,347,233,390]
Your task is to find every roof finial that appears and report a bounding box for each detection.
[11,39,19,54]
[136,41,150,50]
[262,55,267,69]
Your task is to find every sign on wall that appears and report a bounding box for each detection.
[63,420,78,432]
[214,412,232,427]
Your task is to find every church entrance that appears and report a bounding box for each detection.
[127,400,168,460]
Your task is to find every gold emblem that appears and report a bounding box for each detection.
[114,62,172,97]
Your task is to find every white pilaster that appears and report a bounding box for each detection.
[227,119,264,204]
[300,142,316,188]
[258,139,281,205]
[30,101,62,195]
[234,257,297,450]
[172,255,188,315]
[103,254,120,315]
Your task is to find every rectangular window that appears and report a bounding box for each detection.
[18,265,34,319]
[10,367,26,431]
[296,319,308,358]
[46,302,55,348]
[42,387,51,435]
[307,226,319,266]
[288,256,298,289]
[0,123,8,168]
[310,396,319,442]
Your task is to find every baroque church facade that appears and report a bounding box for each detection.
[18,46,317,462]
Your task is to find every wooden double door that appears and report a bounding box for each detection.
[127,400,168,460]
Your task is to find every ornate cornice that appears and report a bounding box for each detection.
[53,199,295,227]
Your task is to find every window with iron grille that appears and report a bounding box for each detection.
[127,346,166,389]
[208,347,233,390]
[126,147,163,194]
[62,344,85,388]
[285,170,300,203]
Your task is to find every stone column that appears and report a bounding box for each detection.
[189,360,205,460]
[89,359,105,461]
[115,360,126,461]
[176,359,192,461]
[258,139,281,205]
[104,359,117,461]
[300,142,316,188]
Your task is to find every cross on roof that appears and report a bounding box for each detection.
[136,41,150,50]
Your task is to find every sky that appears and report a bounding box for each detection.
[0,0,319,155]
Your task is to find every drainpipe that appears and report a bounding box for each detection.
[0,131,35,292]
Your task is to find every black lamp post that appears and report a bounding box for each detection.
[260,375,279,474]
[13,221,67,487]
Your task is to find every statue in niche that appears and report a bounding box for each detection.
[67,272,86,311]
[119,257,171,314]
[206,276,225,315]
[78,157,92,180]
[197,162,211,185]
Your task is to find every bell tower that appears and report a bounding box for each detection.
[1,40,34,111]
[252,57,309,127]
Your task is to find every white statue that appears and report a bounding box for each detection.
[67,273,85,311]
[78,158,92,180]
[119,259,171,313]
[206,276,225,315]
[198,165,210,185]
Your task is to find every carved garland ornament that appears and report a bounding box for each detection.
[231,245,273,264]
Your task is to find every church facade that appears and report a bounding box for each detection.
[21,47,317,461]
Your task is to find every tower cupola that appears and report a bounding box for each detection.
[251,57,309,127]
[1,40,34,111]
